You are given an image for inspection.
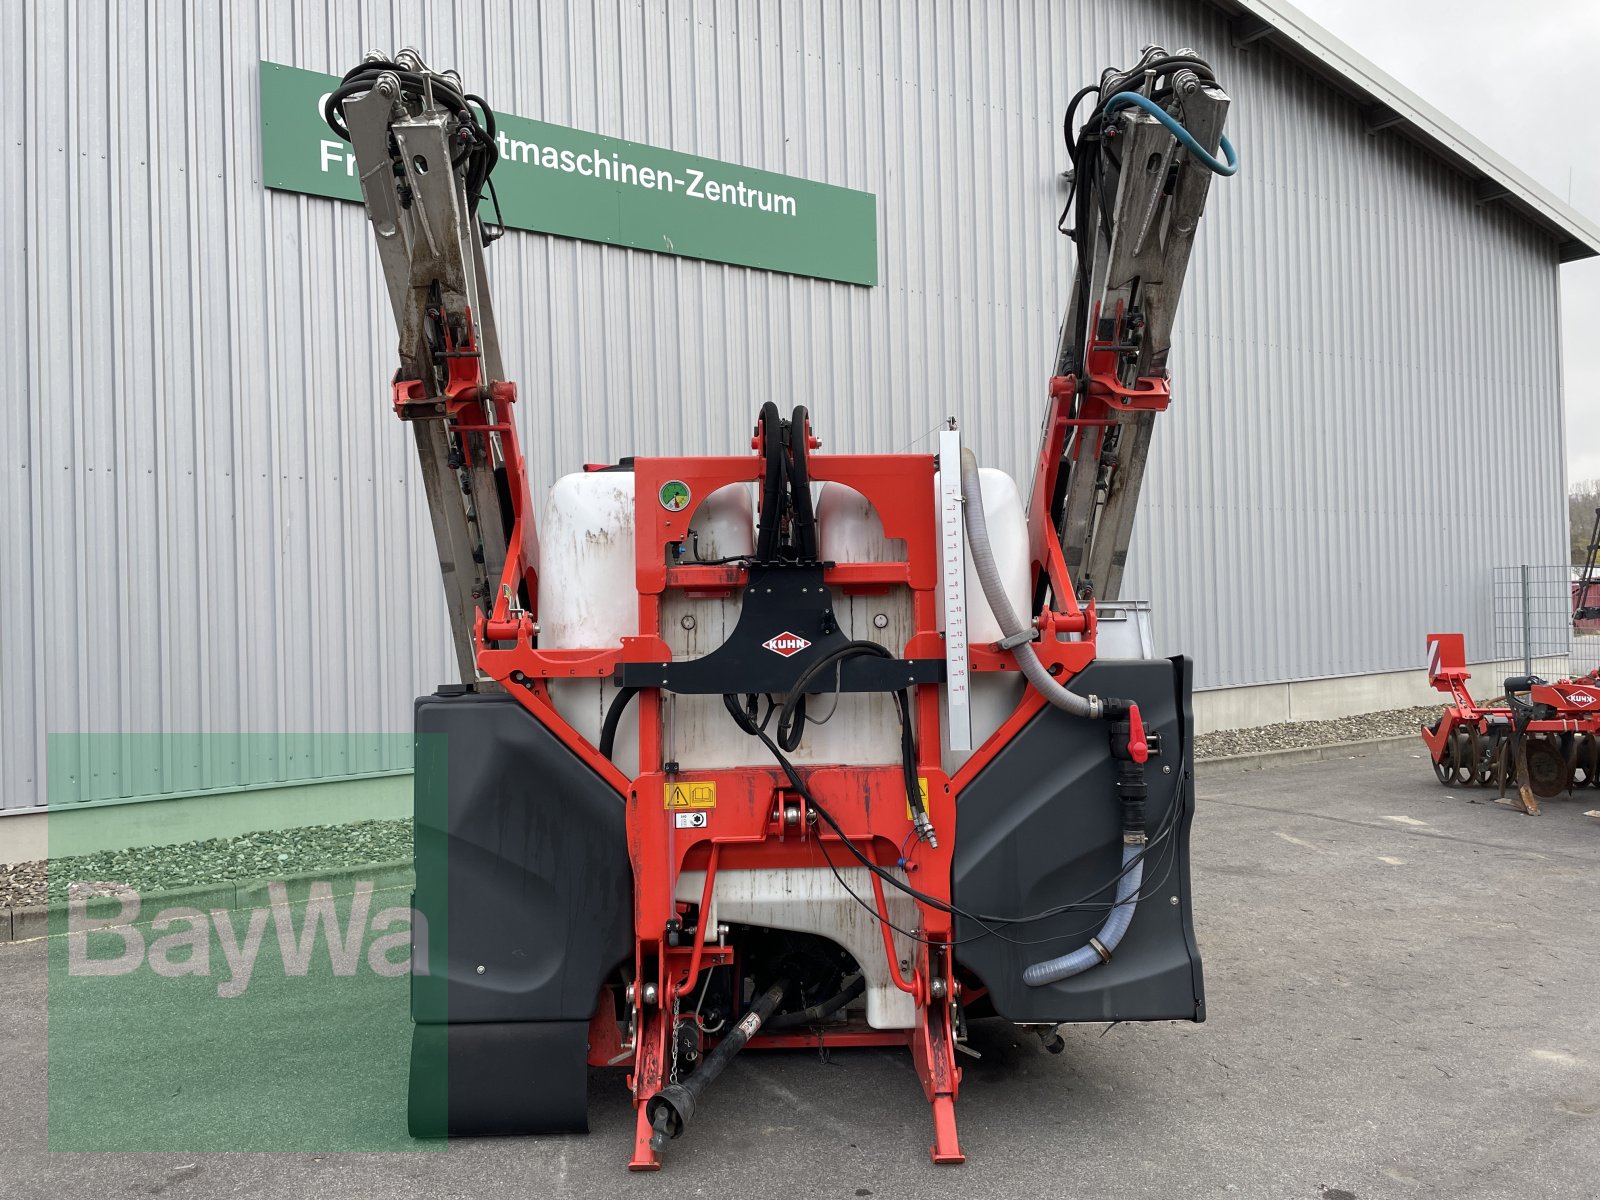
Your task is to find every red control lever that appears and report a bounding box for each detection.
[1127,703,1149,764]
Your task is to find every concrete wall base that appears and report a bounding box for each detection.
[1192,657,1568,735]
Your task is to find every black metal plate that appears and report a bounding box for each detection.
[615,563,943,694]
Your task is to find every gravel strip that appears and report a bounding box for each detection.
[0,818,413,910]
[1195,705,1442,760]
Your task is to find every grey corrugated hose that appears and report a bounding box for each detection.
[958,449,1101,720]
[1021,846,1142,985]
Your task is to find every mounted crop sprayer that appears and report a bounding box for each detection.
[324,44,1235,1168]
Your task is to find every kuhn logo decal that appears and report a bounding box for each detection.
[763,632,812,657]
[1569,690,1596,707]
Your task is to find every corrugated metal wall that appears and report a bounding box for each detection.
[3,0,1568,811]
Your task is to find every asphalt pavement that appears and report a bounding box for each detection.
[4,749,1598,1199]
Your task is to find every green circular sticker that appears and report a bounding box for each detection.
[659,480,692,512]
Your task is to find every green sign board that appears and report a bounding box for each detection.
[258,61,877,286]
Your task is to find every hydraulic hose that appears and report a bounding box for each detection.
[755,402,786,561]
[1103,91,1238,176]
[1021,846,1143,985]
[765,973,866,1031]
[959,449,1102,720]
[598,686,640,761]
[787,405,819,560]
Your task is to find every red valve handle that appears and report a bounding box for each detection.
[1127,703,1149,764]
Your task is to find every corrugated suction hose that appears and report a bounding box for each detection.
[958,449,1101,720]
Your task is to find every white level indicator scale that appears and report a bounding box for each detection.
[938,427,972,752]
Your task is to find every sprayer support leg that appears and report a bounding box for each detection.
[911,971,966,1165]
[627,1006,668,1172]
[629,1106,662,1172]
[930,1094,966,1164]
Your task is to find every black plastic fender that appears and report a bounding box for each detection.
[952,658,1204,1025]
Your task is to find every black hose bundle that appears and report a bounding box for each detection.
[1057,47,1220,369]
[322,56,504,242]
[765,973,865,1030]
[752,402,820,562]
[754,401,787,561]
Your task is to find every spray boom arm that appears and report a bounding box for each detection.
[1038,46,1234,604]
[325,49,535,682]
[324,46,1234,675]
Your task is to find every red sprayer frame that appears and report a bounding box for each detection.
[456,390,1102,1168]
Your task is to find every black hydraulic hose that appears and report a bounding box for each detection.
[646,978,790,1152]
[323,64,469,141]
[322,60,500,217]
[775,640,891,751]
[463,92,497,141]
[787,404,818,560]
[766,638,931,842]
[598,686,640,761]
[765,973,865,1030]
[754,402,786,561]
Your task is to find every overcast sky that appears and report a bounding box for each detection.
[1295,0,1600,487]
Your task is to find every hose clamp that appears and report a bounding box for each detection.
[1088,937,1112,964]
[1123,831,1147,846]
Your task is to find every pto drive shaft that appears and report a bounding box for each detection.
[646,979,790,1153]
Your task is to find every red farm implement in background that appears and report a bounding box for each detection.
[1421,633,1600,813]
[1576,506,1600,635]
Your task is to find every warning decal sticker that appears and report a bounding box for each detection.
[665,780,718,810]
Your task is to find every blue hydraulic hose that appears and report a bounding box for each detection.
[1104,90,1238,176]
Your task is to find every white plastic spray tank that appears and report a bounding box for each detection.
[538,471,640,777]
[806,483,910,766]
[933,465,1030,772]
[662,484,765,770]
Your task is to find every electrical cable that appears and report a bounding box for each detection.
[805,804,1182,951]
[760,638,927,835]
[775,641,887,749]
[722,699,1184,946]
[803,659,846,727]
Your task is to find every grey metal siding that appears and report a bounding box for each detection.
[3,0,1568,810]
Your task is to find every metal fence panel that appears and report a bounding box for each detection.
[1493,566,1600,681]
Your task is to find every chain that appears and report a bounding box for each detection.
[669,993,682,1084]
